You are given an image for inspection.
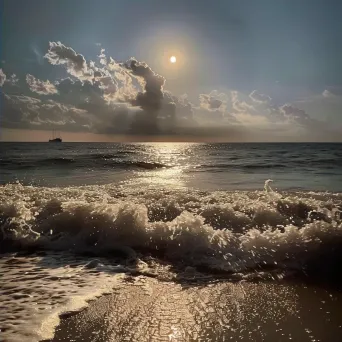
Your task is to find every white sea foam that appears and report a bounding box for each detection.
[1,182,341,269]
[0,254,126,342]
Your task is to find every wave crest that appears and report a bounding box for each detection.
[1,182,342,276]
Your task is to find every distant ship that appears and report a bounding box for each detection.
[49,130,62,143]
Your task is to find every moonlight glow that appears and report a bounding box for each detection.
[170,56,177,63]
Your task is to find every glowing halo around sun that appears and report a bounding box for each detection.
[170,56,177,63]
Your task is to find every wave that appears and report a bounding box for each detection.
[243,163,287,169]
[100,160,169,169]
[192,163,287,171]
[306,158,342,168]
[89,151,135,159]
[0,157,170,170]
[197,160,342,171]
[1,181,341,279]
[131,161,170,169]
[0,157,75,169]
[42,157,75,165]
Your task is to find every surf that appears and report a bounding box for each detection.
[1,181,341,275]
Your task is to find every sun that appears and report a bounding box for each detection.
[170,56,177,63]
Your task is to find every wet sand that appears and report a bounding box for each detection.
[50,276,342,342]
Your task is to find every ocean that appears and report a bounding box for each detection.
[1,142,342,342]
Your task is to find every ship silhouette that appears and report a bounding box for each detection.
[49,130,62,142]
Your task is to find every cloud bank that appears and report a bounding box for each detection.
[1,42,341,141]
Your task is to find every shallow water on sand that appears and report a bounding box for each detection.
[51,276,342,342]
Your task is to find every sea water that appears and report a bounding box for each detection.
[0,142,342,341]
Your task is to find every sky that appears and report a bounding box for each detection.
[1,0,342,142]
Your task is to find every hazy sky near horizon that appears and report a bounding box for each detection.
[1,0,342,141]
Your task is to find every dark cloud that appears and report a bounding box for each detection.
[124,58,165,112]
[94,106,135,135]
[1,93,93,131]
[163,92,194,119]
[280,104,310,123]
[53,77,137,134]
[26,74,58,95]
[56,77,106,109]
[0,69,6,86]
[122,57,197,135]
[177,94,194,119]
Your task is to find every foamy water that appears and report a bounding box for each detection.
[0,254,125,342]
[1,180,342,341]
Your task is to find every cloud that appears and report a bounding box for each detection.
[231,91,256,113]
[291,88,342,128]
[164,92,194,119]
[321,88,342,99]
[98,48,107,66]
[45,42,130,105]
[56,77,101,101]
[1,93,93,130]
[279,104,310,123]
[249,90,272,104]
[196,89,336,141]
[51,77,138,134]
[124,57,165,112]
[3,40,341,141]
[31,45,44,65]
[56,76,118,110]
[95,74,118,104]
[0,70,19,87]
[7,74,19,86]
[322,89,334,98]
[26,74,58,95]
[199,92,225,111]
[45,41,94,80]
[0,69,6,86]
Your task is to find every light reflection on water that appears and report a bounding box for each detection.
[131,167,186,189]
[126,143,195,189]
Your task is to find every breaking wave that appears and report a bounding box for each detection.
[1,181,341,278]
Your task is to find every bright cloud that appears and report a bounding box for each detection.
[0,69,6,86]
[26,74,58,95]
[45,41,94,80]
